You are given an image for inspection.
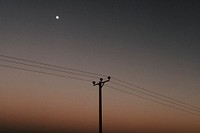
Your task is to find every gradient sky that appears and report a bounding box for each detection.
[0,0,200,133]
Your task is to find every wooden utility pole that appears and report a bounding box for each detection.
[93,77,111,133]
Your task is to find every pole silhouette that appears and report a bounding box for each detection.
[93,77,111,133]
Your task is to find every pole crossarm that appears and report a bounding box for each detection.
[93,76,111,87]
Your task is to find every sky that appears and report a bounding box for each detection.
[0,0,200,132]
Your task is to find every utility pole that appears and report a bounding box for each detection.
[93,76,111,133]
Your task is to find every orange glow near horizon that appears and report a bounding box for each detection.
[1,83,200,133]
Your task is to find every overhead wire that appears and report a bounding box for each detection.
[0,54,200,115]
[0,54,108,78]
[0,64,91,82]
[106,85,200,117]
[0,58,99,79]
[112,77,200,110]
[1,54,198,108]
[0,62,200,116]
[110,81,200,113]
[1,54,199,111]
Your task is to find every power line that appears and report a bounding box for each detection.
[1,62,200,116]
[0,54,108,78]
[1,54,200,113]
[0,58,99,79]
[2,56,199,111]
[112,77,200,110]
[106,85,200,117]
[110,81,200,113]
[0,64,91,82]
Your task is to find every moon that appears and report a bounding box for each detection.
[56,16,59,20]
